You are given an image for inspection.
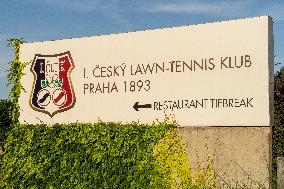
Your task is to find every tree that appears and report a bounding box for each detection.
[273,66,284,158]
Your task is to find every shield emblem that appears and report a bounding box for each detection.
[30,51,76,117]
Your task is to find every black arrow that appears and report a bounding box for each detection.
[133,102,152,111]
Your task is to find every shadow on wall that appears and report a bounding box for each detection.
[179,127,270,189]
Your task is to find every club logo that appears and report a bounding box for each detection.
[30,51,76,117]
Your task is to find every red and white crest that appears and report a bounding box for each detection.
[30,51,76,117]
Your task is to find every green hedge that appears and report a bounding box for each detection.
[0,99,13,147]
[0,122,175,188]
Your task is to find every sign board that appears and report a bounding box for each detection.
[19,16,273,126]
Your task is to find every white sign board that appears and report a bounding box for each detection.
[19,16,273,126]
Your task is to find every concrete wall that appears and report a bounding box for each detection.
[180,127,271,188]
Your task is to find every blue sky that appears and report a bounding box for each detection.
[0,0,283,99]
